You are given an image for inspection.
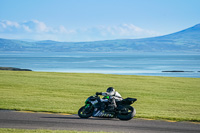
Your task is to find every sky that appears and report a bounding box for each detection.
[0,0,200,42]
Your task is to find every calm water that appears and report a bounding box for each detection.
[0,52,200,78]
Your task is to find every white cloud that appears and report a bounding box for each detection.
[32,20,49,32]
[59,25,67,33]
[3,20,20,28]
[58,25,76,34]
[0,20,160,41]
[22,25,32,32]
[95,24,160,38]
[0,20,20,32]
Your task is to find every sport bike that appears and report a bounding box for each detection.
[78,94,137,120]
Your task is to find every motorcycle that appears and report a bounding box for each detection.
[78,94,137,120]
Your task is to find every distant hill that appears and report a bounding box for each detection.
[0,24,200,52]
[0,67,32,71]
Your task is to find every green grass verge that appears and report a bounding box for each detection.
[0,128,110,133]
[0,71,200,122]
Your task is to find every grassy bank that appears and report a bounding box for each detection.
[0,70,199,122]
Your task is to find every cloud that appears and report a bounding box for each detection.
[95,24,160,38]
[0,20,20,32]
[0,20,20,28]
[0,20,160,41]
[0,20,56,33]
[22,20,50,33]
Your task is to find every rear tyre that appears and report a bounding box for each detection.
[117,105,136,120]
[78,106,93,118]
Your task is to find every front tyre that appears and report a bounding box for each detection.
[78,106,93,118]
[117,105,136,120]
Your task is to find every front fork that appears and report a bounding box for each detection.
[84,104,93,113]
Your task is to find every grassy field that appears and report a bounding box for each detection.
[0,70,200,122]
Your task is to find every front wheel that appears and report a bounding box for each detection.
[117,105,136,120]
[78,106,93,118]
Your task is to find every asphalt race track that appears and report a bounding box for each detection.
[0,110,199,133]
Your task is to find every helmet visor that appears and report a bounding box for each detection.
[107,88,113,93]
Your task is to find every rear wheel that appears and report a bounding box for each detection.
[78,106,93,118]
[117,105,136,120]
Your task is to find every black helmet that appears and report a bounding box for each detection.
[106,87,115,95]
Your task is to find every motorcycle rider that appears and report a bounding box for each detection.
[96,87,123,110]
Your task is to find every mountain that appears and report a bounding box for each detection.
[0,24,200,52]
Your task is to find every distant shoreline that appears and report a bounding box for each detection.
[0,67,32,71]
[162,70,198,73]
[1,67,199,73]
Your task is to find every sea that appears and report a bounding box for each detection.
[0,52,200,78]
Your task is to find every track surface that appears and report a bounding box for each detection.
[0,110,199,133]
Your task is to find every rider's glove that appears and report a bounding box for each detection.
[96,92,102,95]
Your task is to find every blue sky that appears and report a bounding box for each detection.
[0,0,200,42]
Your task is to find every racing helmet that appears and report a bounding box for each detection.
[106,87,115,95]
